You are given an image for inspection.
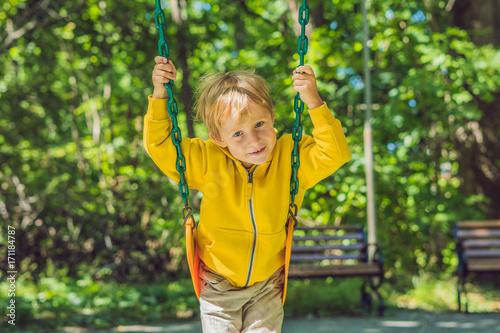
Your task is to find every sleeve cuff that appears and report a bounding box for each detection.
[308,102,338,130]
[146,95,170,120]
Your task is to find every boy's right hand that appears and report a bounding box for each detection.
[152,56,177,99]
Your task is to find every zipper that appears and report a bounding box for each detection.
[244,166,258,287]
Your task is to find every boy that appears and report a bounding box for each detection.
[144,56,351,332]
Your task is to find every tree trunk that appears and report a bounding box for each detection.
[451,0,500,218]
[451,0,500,46]
[177,23,195,138]
[171,0,195,138]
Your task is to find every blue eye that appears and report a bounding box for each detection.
[255,121,264,128]
[233,131,243,137]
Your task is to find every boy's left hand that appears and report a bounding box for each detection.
[292,65,323,109]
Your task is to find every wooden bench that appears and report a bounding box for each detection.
[454,220,500,312]
[288,225,385,315]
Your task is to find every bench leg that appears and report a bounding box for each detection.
[375,291,385,316]
[360,280,372,313]
[457,275,468,313]
[360,278,385,316]
[369,276,385,316]
[465,285,469,314]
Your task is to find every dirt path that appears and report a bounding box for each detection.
[53,310,500,333]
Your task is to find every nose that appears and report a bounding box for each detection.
[247,131,261,146]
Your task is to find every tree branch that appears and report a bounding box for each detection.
[239,0,273,26]
[0,0,86,52]
[445,0,456,12]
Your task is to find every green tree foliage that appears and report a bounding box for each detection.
[0,0,187,282]
[0,0,498,294]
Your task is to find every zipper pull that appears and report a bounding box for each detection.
[246,167,256,184]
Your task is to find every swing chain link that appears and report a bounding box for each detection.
[288,203,299,228]
[154,0,190,206]
[290,0,309,209]
[297,1,309,65]
[182,205,194,229]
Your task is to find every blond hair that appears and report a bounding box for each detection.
[195,70,274,140]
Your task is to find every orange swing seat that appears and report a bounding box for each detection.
[185,217,201,299]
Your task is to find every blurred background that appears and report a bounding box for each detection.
[0,0,499,330]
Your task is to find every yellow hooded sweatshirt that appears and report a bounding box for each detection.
[144,96,351,287]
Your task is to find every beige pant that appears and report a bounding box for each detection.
[199,262,284,333]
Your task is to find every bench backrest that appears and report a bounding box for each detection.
[454,220,500,273]
[291,225,368,265]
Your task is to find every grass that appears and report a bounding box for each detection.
[285,278,368,317]
[1,275,199,332]
[392,272,500,313]
[1,273,499,331]
[286,273,500,317]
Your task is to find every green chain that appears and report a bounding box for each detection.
[290,0,309,209]
[154,0,190,210]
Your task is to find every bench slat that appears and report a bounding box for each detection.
[294,225,364,232]
[291,244,365,253]
[291,253,361,262]
[466,258,500,272]
[457,220,500,228]
[463,249,500,258]
[293,234,364,242]
[288,263,381,278]
[462,239,500,248]
[456,229,500,239]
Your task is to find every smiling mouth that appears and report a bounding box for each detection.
[250,147,265,155]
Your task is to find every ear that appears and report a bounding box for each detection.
[209,133,227,148]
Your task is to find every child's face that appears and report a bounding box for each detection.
[211,103,276,169]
